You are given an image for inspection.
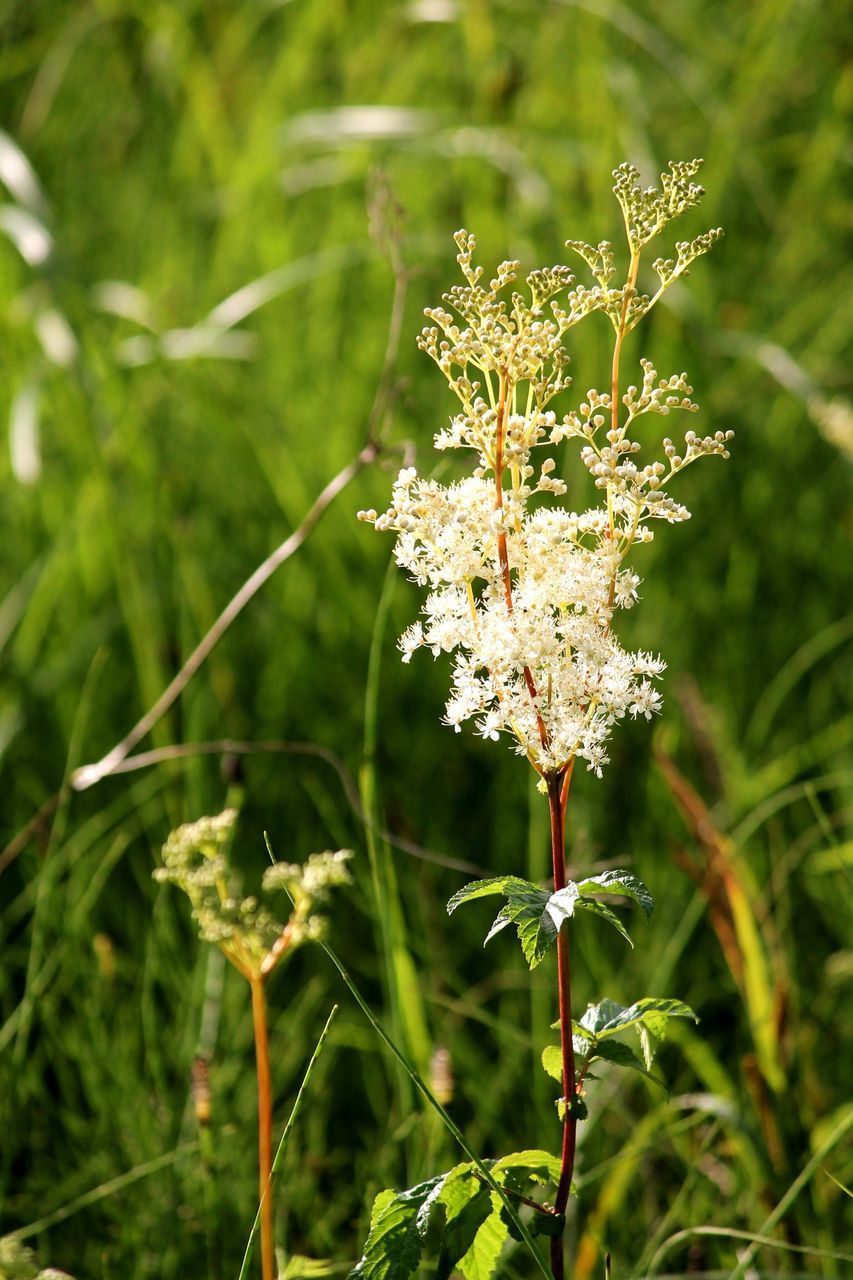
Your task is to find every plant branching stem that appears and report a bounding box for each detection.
[547,765,576,1280]
[606,250,640,607]
[250,978,274,1280]
[494,369,549,754]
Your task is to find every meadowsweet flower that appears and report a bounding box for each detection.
[359,161,731,777]
[154,809,352,977]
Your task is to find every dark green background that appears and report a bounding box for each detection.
[1,2,850,1277]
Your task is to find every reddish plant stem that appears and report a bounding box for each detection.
[251,978,275,1280]
[493,370,550,753]
[547,767,576,1280]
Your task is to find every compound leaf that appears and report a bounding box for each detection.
[575,870,654,919]
[574,897,633,946]
[350,1173,447,1280]
[447,876,530,914]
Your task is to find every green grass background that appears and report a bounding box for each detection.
[0,1,851,1276]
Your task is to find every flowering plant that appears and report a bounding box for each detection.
[354,160,731,1280]
[155,810,351,1280]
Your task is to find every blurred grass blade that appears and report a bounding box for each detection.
[726,1104,853,1279]
[14,1144,198,1239]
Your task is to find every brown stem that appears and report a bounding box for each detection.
[547,768,576,1280]
[251,978,275,1280]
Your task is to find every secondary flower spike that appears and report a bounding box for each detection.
[359,159,732,778]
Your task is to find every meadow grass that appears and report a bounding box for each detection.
[0,1,850,1276]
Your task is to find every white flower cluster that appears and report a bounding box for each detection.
[359,162,731,777]
[363,465,664,775]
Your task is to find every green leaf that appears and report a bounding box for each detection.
[446,877,529,914]
[457,1195,509,1280]
[589,1039,667,1091]
[578,998,628,1036]
[349,1174,448,1280]
[575,870,655,919]
[481,883,554,968]
[503,887,556,968]
[436,1188,492,1280]
[574,897,634,946]
[578,997,697,1070]
[492,1149,562,1186]
[571,993,696,1075]
[540,883,580,928]
[448,877,557,969]
[449,871,652,969]
[596,997,696,1039]
[530,1211,566,1239]
[541,1045,562,1083]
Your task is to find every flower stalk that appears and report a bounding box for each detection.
[547,768,576,1280]
[250,978,275,1280]
[154,812,352,1280]
[355,158,729,1280]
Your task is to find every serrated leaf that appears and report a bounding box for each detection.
[579,998,626,1035]
[507,888,557,967]
[482,883,554,968]
[447,876,529,914]
[575,870,654,919]
[449,872,651,970]
[483,907,514,945]
[596,997,696,1038]
[448,877,557,969]
[457,1195,508,1280]
[578,997,697,1069]
[574,897,633,946]
[492,1149,562,1186]
[436,1188,492,1280]
[349,1174,447,1280]
[589,1039,666,1091]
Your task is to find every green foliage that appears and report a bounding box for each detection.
[543,997,697,1094]
[350,1153,561,1280]
[448,871,653,966]
[0,1,849,1276]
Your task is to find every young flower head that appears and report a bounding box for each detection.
[0,1236,73,1280]
[154,809,352,981]
[359,160,731,778]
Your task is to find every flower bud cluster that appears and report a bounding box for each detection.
[653,227,724,290]
[361,162,731,777]
[154,810,352,979]
[0,1236,73,1280]
[613,159,706,251]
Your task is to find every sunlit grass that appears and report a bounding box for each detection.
[0,0,850,1276]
